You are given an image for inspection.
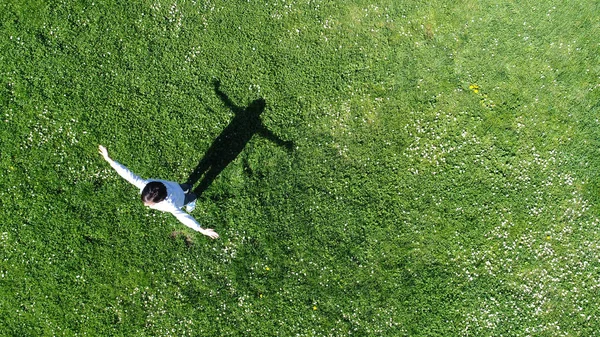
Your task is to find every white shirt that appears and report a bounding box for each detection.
[107,159,205,233]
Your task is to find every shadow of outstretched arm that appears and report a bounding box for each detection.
[259,127,295,152]
[214,80,243,114]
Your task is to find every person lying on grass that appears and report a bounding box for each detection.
[98,145,219,239]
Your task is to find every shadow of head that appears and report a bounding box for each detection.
[247,98,266,114]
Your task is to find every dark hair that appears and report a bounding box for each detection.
[141,181,167,204]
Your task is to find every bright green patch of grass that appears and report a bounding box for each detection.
[1,0,600,335]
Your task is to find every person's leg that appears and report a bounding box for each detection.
[183,192,197,206]
[180,183,192,194]
[184,192,197,212]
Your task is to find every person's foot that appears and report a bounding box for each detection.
[185,200,196,213]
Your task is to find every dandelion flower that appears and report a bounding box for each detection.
[469,84,480,94]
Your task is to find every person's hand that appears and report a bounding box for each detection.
[202,228,219,239]
[98,145,110,161]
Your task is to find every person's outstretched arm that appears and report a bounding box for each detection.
[171,208,219,239]
[99,145,147,190]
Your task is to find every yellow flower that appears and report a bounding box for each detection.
[469,84,480,94]
[265,266,270,271]
[259,294,263,298]
[313,306,317,310]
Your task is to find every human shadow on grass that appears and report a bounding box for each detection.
[186,80,294,196]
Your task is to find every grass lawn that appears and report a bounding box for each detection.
[1,0,600,335]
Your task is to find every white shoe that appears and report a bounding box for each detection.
[185,200,196,213]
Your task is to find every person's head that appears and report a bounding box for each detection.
[141,181,167,206]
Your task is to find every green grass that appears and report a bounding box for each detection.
[1,0,600,335]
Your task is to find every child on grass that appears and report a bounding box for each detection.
[98,145,219,239]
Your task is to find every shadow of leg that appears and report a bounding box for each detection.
[185,155,213,187]
[193,165,223,196]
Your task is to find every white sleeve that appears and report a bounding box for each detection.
[107,159,148,190]
[170,209,219,238]
[171,208,205,232]
[161,203,219,239]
